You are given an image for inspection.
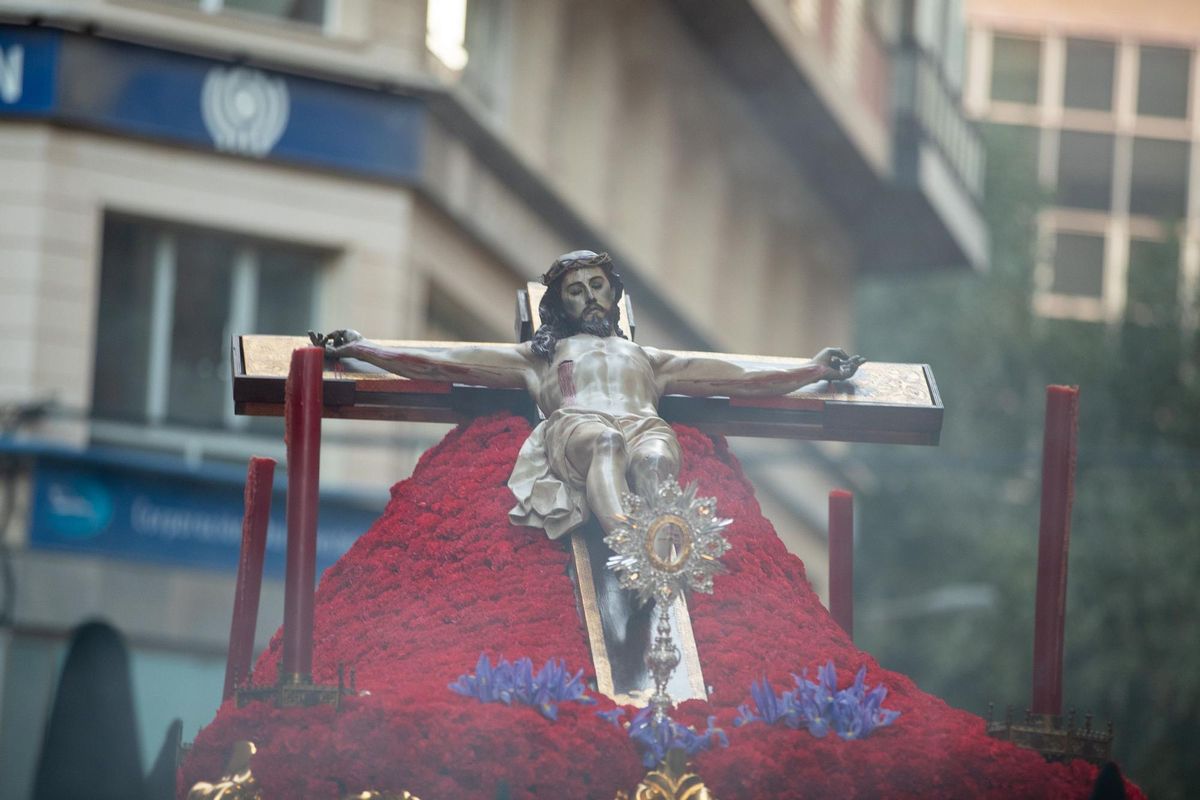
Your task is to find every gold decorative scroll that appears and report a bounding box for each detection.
[187,741,261,800]
[615,750,718,800]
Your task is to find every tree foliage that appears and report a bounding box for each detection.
[852,124,1200,798]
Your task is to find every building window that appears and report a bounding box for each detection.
[1051,232,1105,297]
[427,0,469,71]
[424,0,511,112]
[1056,131,1114,211]
[983,122,1040,191]
[424,281,501,342]
[1063,38,1115,111]
[1129,137,1190,219]
[462,0,513,112]
[93,215,324,431]
[185,0,327,27]
[990,35,1040,105]
[1136,45,1191,119]
[1126,238,1179,324]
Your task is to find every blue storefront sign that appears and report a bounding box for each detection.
[27,448,381,578]
[0,23,424,182]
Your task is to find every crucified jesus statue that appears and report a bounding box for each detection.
[316,250,864,545]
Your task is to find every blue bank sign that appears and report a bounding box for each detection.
[0,24,424,182]
[29,453,380,578]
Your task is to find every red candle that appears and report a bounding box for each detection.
[828,489,854,639]
[1032,385,1079,716]
[280,347,324,682]
[223,456,276,700]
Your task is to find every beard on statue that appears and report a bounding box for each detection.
[575,305,619,339]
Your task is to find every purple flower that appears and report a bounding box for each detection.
[795,662,838,738]
[627,708,728,768]
[596,708,626,726]
[734,678,801,727]
[735,661,899,741]
[536,658,590,705]
[449,652,502,703]
[449,653,595,721]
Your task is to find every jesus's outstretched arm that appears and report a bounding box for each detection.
[649,346,865,398]
[311,329,536,391]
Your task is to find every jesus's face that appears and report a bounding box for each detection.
[560,266,616,326]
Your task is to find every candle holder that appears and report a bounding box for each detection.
[236,663,357,709]
[985,704,1113,764]
[605,480,731,721]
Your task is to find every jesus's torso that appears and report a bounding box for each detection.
[532,335,662,419]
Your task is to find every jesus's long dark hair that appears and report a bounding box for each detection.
[530,252,627,362]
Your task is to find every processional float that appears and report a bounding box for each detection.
[204,282,1110,797]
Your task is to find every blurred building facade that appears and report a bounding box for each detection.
[965,0,1200,327]
[0,0,981,791]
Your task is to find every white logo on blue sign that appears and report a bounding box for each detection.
[200,65,289,157]
[0,44,23,104]
[46,478,114,540]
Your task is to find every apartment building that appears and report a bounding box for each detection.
[965,0,1199,326]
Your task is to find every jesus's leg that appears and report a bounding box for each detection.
[564,425,629,536]
[628,439,680,500]
[562,422,651,683]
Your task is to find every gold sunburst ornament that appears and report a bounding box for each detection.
[605,481,731,603]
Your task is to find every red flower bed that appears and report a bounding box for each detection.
[183,414,1143,799]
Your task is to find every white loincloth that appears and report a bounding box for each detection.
[507,408,678,539]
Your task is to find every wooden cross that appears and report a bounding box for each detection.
[233,287,942,705]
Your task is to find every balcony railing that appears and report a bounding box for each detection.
[790,0,982,202]
[894,42,985,203]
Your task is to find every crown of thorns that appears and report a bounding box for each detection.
[540,250,614,286]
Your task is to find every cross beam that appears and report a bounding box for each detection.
[233,335,943,446]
